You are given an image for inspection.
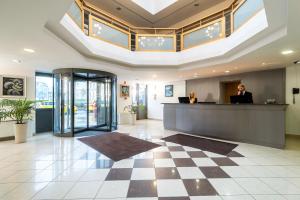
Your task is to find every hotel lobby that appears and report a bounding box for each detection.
[1,0,300,199]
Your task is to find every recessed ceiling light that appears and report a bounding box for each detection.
[152,74,157,78]
[194,3,199,7]
[12,59,21,64]
[212,70,216,73]
[24,48,35,53]
[116,7,122,11]
[225,70,230,73]
[281,50,294,55]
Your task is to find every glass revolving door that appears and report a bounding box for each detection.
[53,68,117,137]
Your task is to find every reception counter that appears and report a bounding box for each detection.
[163,103,288,149]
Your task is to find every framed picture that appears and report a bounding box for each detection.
[120,84,130,99]
[165,85,174,97]
[0,75,26,97]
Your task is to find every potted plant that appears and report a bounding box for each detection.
[128,105,138,125]
[0,99,35,143]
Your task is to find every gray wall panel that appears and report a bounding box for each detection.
[186,69,286,104]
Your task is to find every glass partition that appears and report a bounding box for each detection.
[233,0,264,31]
[90,16,130,49]
[67,0,83,29]
[53,69,117,137]
[136,35,175,51]
[182,19,225,50]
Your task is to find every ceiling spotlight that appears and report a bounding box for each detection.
[12,59,21,64]
[225,70,230,73]
[152,74,157,79]
[212,70,216,73]
[194,3,199,7]
[24,48,35,53]
[281,50,294,55]
[116,7,122,11]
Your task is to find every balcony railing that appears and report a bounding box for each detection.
[67,0,265,52]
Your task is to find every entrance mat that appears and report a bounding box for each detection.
[78,132,160,161]
[162,134,238,155]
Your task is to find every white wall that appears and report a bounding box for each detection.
[286,65,300,135]
[148,80,186,120]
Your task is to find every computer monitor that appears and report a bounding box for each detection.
[178,97,190,104]
[230,95,252,104]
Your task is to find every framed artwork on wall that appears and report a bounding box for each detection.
[0,75,26,97]
[165,85,174,97]
[120,84,130,99]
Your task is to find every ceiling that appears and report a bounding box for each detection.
[85,0,226,27]
[0,0,300,83]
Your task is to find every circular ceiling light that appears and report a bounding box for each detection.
[24,48,35,53]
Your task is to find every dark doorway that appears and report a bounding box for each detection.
[220,80,241,103]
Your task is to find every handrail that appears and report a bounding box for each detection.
[67,0,262,52]
[81,0,239,34]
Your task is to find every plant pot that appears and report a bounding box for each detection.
[129,113,136,125]
[14,123,28,143]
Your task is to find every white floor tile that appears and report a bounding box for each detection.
[221,195,254,200]
[221,166,253,178]
[80,169,110,181]
[156,179,188,197]
[170,151,190,158]
[65,181,102,199]
[183,146,201,152]
[190,197,222,200]
[54,169,87,182]
[112,159,134,168]
[284,195,300,200]
[131,168,156,180]
[209,178,248,195]
[192,158,217,167]
[1,182,48,200]
[154,159,176,167]
[96,180,130,198]
[234,178,276,194]
[203,151,226,158]
[252,195,286,200]
[0,183,19,198]
[260,178,300,195]
[177,167,205,179]
[32,181,74,199]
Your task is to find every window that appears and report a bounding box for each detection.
[36,73,53,109]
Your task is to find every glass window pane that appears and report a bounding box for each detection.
[234,0,264,31]
[91,19,129,49]
[36,76,53,109]
[183,21,223,49]
[67,1,82,29]
[137,35,175,51]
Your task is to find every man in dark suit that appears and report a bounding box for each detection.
[237,84,253,103]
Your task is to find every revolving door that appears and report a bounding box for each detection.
[53,68,117,137]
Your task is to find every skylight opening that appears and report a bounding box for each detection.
[131,0,178,15]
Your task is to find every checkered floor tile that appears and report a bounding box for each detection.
[78,139,244,198]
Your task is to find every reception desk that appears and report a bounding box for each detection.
[163,103,288,149]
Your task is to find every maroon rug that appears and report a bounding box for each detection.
[162,134,238,155]
[78,133,160,161]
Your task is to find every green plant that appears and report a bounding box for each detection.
[0,99,36,124]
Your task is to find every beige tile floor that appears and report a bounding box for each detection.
[0,120,299,200]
